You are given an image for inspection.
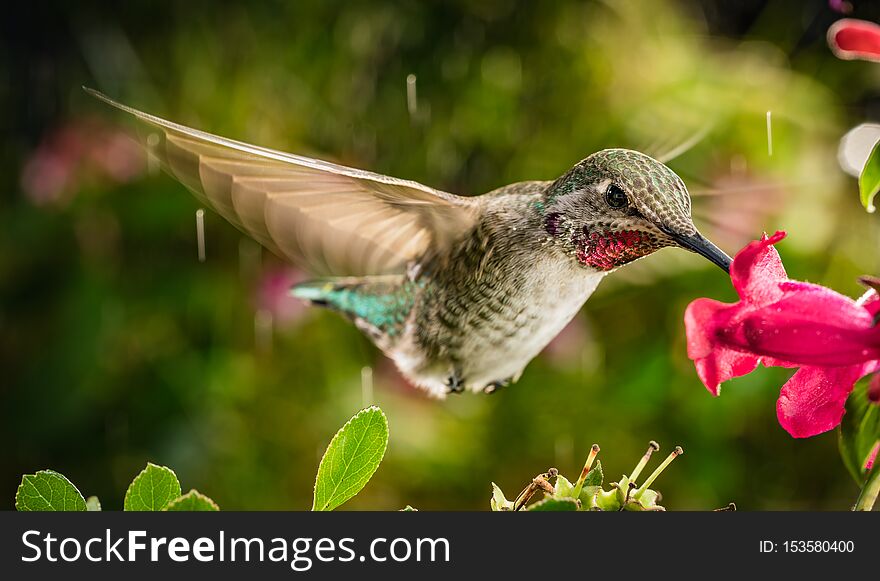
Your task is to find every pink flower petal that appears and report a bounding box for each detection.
[684,298,727,360]
[777,359,880,438]
[865,442,879,472]
[736,283,880,366]
[695,349,760,397]
[685,298,759,395]
[828,19,880,63]
[777,365,863,438]
[868,373,880,404]
[774,290,880,437]
[730,231,787,304]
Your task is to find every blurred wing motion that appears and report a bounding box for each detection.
[85,88,479,276]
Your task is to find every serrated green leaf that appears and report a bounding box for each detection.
[312,406,388,511]
[526,497,578,511]
[594,487,621,511]
[165,490,220,511]
[583,460,603,487]
[859,139,880,212]
[553,474,575,498]
[86,496,102,511]
[839,376,880,484]
[15,470,87,511]
[579,486,600,508]
[490,482,513,511]
[634,488,661,509]
[124,463,182,511]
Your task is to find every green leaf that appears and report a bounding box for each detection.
[634,488,661,509]
[490,482,513,511]
[553,474,575,498]
[312,406,388,511]
[579,486,601,508]
[583,460,603,488]
[839,376,880,484]
[124,463,182,511]
[400,505,418,511]
[85,496,102,511]
[15,470,87,511]
[526,497,578,511]
[854,462,880,511]
[859,139,880,212]
[165,490,220,511]
[594,487,622,511]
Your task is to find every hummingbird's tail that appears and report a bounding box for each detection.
[291,275,415,342]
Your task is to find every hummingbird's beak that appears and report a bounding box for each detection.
[664,229,732,273]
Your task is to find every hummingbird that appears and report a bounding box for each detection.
[86,88,731,398]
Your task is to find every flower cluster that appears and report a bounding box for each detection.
[685,231,880,438]
[490,441,691,511]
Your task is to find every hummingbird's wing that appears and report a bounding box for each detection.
[85,88,479,276]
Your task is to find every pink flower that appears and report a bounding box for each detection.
[20,118,145,207]
[685,231,880,438]
[828,18,880,63]
[866,442,879,472]
[256,266,309,325]
[543,316,590,365]
[869,373,880,403]
[828,1,853,15]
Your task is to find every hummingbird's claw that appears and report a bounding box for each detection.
[445,372,465,395]
[483,377,512,394]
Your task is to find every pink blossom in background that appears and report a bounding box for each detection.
[685,231,880,438]
[697,173,786,252]
[257,266,309,325]
[88,128,145,183]
[20,118,145,207]
[542,316,590,365]
[373,357,418,397]
[828,18,880,63]
[828,0,853,15]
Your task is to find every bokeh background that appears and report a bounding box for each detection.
[3,0,880,510]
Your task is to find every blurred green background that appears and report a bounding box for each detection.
[3,0,880,510]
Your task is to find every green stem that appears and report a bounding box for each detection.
[853,464,880,511]
[630,441,660,484]
[633,446,682,500]
[572,444,600,499]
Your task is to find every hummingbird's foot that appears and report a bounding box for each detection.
[483,377,512,394]
[445,372,465,395]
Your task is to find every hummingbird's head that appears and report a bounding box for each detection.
[540,148,731,273]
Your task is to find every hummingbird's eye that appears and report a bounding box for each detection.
[605,184,628,209]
